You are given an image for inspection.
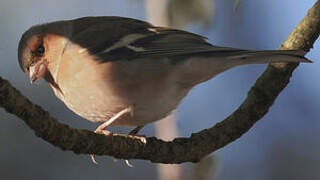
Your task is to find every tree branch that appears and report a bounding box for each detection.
[1,1,319,164]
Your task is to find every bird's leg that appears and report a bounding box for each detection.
[94,107,132,134]
[91,107,133,164]
[129,125,144,135]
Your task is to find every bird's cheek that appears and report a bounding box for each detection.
[29,60,48,83]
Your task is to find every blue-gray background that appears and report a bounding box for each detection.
[0,0,319,179]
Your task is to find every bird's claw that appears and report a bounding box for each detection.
[90,129,113,164]
[90,154,99,164]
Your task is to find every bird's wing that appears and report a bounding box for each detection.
[69,16,245,62]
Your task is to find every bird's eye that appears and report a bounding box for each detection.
[36,44,45,55]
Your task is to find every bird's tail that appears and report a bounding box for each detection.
[181,49,311,87]
[225,49,312,65]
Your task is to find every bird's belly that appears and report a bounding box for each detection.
[56,84,185,127]
[55,67,188,126]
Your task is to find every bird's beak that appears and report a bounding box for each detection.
[29,61,47,83]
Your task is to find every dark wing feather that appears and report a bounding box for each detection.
[69,16,248,62]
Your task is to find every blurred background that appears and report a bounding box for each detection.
[0,0,319,179]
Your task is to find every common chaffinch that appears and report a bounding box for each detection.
[18,16,310,137]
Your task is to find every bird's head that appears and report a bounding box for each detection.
[18,21,72,83]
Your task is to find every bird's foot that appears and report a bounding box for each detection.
[90,107,133,164]
[94,129,113,136]
[124,125,146,167]
[90,129,113,164]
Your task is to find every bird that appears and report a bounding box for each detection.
[18,16,311,157]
